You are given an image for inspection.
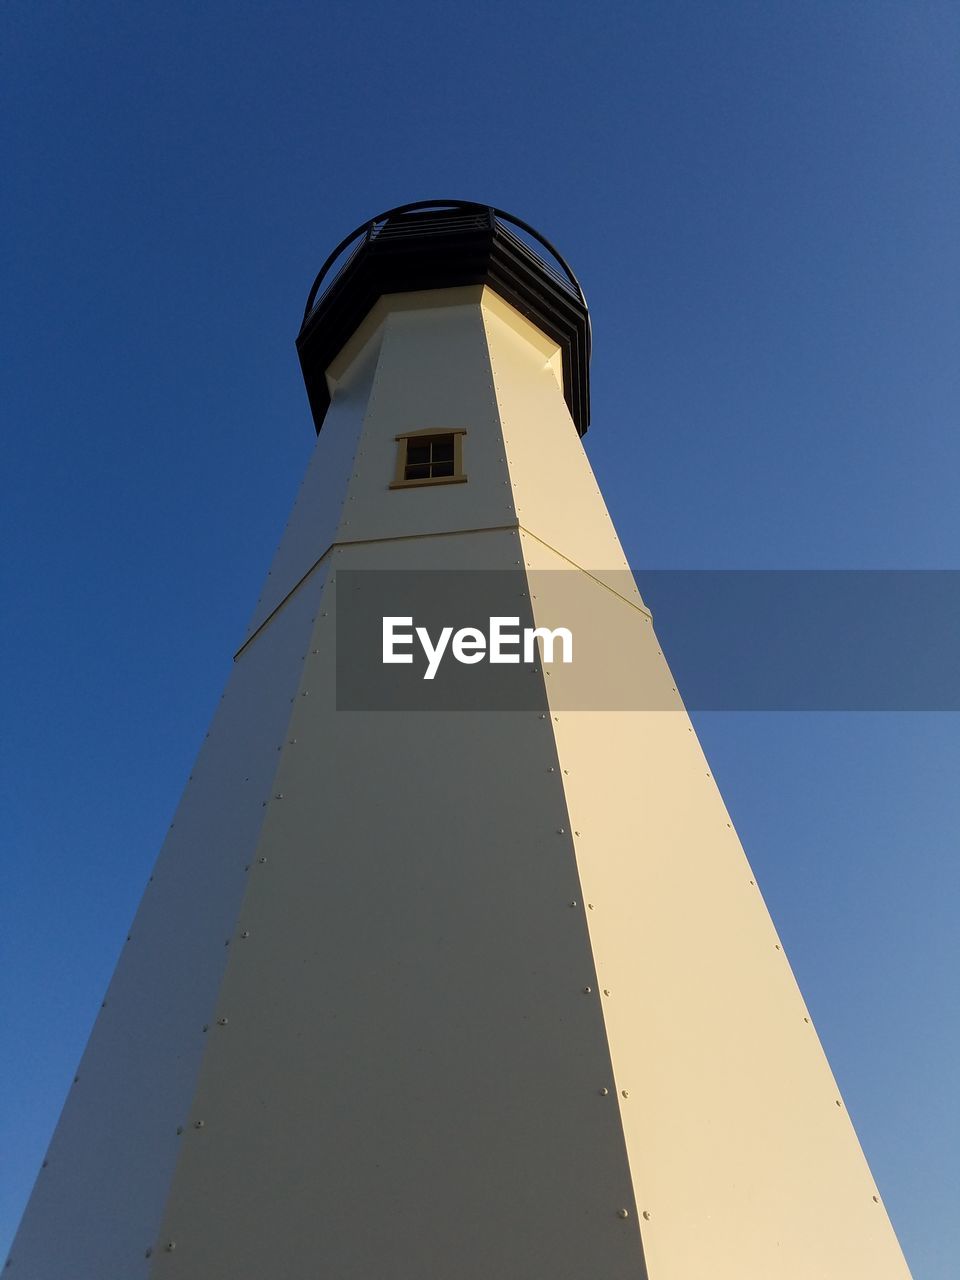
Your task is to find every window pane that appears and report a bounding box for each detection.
[430,440,454,463]
[405,462,430,479]
[406,443,430,465]
[431,460,454,477]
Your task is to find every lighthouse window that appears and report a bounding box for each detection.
[391,430,467,489]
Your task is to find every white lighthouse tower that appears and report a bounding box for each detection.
[9,201,912,1278]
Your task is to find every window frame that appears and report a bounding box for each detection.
[390,428,468,490]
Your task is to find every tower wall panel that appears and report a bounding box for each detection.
[513,456,912,1278]
[243,342,378,640]
[146,532,649,1279]
[9,571,327,1277]
[481,294,641,598]
[331,295,518,545]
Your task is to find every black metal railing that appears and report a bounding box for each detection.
[494,221,581,300]
[301,200,587,331]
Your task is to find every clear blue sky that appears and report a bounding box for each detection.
[1,2,957,1273]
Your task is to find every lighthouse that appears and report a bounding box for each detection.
[9,201,911,1278]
